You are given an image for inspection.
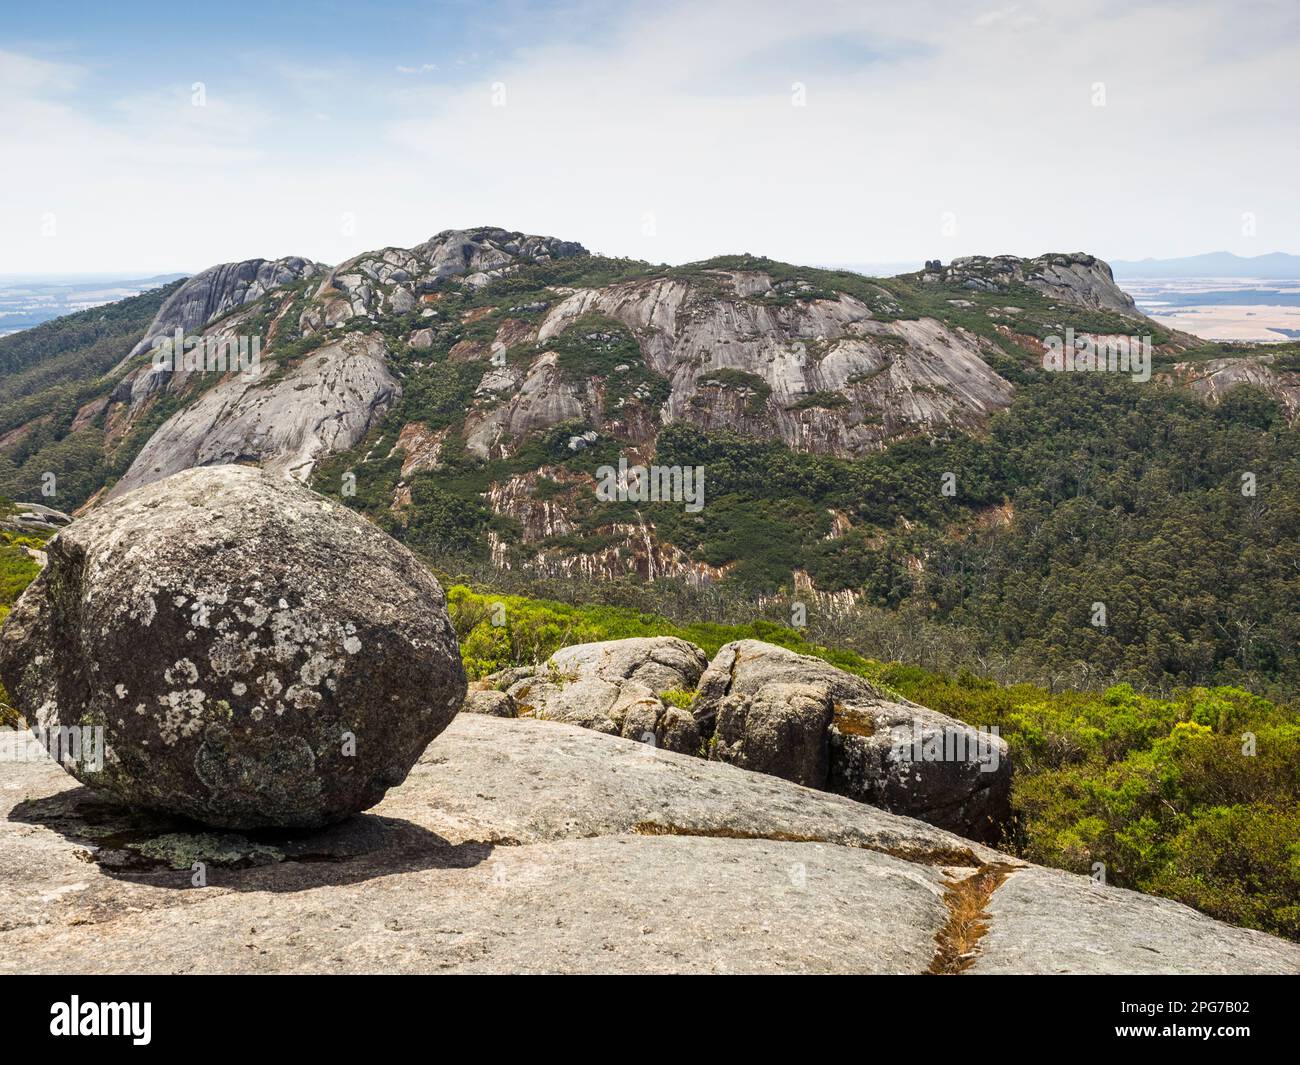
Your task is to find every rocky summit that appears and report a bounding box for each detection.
[35,226,1206,584]
[2,713,1297,974]
[0,465,466,828]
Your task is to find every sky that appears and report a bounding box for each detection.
[2,0,1298,274]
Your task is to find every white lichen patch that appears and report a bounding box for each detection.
[157,689,207,746]
[234,597,272,628]
[164,658,200,686]
[300,651,340,687]
[207,632,258,677]
[284,684,322,710]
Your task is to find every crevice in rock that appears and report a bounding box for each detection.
[927,863,1017,974]
[632,820,987,867]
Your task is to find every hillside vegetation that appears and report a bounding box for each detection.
[0,280,183,508]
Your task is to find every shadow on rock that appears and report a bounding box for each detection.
[10,785,492,893]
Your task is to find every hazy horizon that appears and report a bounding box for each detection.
[4,0,1299,274]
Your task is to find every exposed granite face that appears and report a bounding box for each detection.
[495,272,1017,459]
[1166,354,1300,421]
[300,226,587,333]
[969,865,1300,976]
[2,714,1296,974]
[944,252,1139,314]
[107,332,398,499]
[498,636,707,754]
[0,502,71,536]
[125,256,324,361]
[0,465,465,828]
[478,637,1008,843]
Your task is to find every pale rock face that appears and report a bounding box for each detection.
[461,689,517,717]
[107,333,399,499]
[1168,354,1300,420]
[465,351,587,458]
[0,465,466,829]
[499,636,708,753]
[301,227,586,333]
[3,713,1297,973]
[527,270,1014,457]
[945,252,1138,315]
[124,257,323,363]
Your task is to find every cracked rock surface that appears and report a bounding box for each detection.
[2,714,1297,974]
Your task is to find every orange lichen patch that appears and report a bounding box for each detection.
[831,705,876,738]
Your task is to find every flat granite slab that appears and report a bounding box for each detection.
[2,715,1298,974]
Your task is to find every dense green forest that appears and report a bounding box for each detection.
[318,363,1299,696]
[0,280,182,508]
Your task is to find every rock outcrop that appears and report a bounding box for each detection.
[1,713,1295,974]
[695,640,1011,842]
[125,256,323,361]
[479,637,1008,843]
[300,227,586,332]
[493,272,1017,459]
[108,332,399,499]
[943,253,1139,315]
[0,502,71,536]
[0,465,466,828]
[1167,354,1300,421]
[493,636,705,753]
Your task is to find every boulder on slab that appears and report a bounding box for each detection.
[0,464,466,829]
[3,714,1297,974]
[695,640,1010,842]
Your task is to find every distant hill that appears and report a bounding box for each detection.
[1111,251,1300,279]
[3,231,1299,699]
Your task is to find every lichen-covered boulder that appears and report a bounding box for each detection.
[695,641,1010,843]
[502,637,707,753]
[710,682,834,788]
[0,464,466,829]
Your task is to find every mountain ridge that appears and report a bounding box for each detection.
[1110,250,1300,279]
[3,227,1298,697]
